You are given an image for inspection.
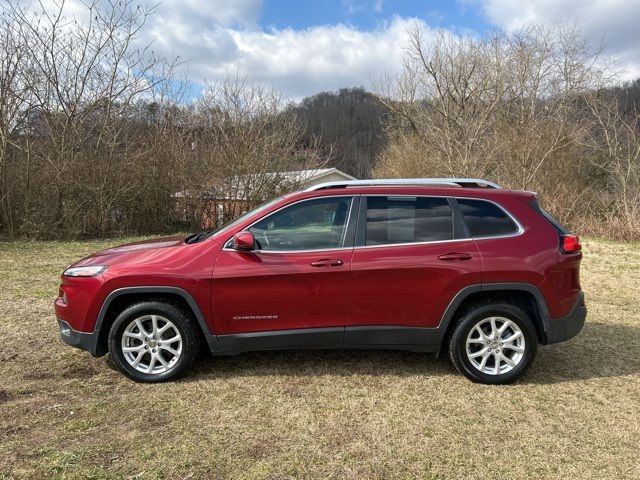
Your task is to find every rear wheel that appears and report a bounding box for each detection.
[109,301,198,382]
[448,302,537,384]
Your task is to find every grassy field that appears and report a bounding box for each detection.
[1,237,639,479]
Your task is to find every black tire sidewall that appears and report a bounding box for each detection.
[450,303,537,385]
[108,302,197,383]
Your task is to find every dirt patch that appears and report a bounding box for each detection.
[0,389,12,404]
[61,364,97,380]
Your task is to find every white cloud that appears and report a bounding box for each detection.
[162,17,427,99]
[135,0,431,99]
[146,0,261,34]
[22,0,640,102]
[478,0,640,80]
[342,0,384,16]
[20,0,427,99]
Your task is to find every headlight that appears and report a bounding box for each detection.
[63,265,107,277]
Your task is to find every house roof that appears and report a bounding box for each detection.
[225,168,356,199]
[288,167,356,181]
[174,168,356,200]
[242,168,356,184]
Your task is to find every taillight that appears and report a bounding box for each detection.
[560,234,581,254]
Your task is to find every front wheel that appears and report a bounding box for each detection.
[108,301,198,382]
[448,303,538,384]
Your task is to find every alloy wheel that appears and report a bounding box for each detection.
[121,315,183,375]
[465,316,526,375]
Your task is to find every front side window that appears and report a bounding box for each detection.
[365,196,453,246]
[210,197,283,239]
[249,197,353,251]
[457,198,519,237]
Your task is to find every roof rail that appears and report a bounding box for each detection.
[304,178,502,192]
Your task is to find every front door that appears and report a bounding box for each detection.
[212,196,357,338]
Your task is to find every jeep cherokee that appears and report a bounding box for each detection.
[55,178,586,384]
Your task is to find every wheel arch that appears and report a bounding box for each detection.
[94,287,219,356]
[438,283,552,348]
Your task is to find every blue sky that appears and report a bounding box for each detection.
[260,0,490,33]
[38,0,640,100]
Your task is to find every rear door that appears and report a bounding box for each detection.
[346,195,481,344]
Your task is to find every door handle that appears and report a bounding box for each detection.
[310,259,344,267]
[437,252,472,261]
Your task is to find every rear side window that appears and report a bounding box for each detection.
[457,199,519,237]
[365,196,453,246]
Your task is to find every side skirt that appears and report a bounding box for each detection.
[211,326,440,356]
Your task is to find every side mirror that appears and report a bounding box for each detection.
[232,231,256,251]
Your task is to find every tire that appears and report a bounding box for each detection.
[448,302,538,385]
[108,301,199,382]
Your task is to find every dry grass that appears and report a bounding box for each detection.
[1,237,639,479]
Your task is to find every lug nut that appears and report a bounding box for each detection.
[144,346,149,350]
[152,349,156,353]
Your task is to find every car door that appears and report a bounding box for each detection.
[345,195,481,345]
[212,195,358,339]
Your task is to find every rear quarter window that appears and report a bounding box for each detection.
[457,198,519,237]
[528,199,570,234]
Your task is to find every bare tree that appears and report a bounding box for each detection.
[583,94,640,236]
[375,27,511,178]
[374,23,630,235]
[190,76,330,226]
[0,6,33,236]
[0,0,330,237]
[2,0,182,236]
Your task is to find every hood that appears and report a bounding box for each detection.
[71,236,189,267]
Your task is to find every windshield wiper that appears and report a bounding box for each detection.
[185,230,214,244]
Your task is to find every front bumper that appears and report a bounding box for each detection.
[543,292,586,344]
[57,319,101,356]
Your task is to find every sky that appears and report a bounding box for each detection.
[33,0,640,100]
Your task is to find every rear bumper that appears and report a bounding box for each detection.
[543,292,586,344]
[57,319,101,357]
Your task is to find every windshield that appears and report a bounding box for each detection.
[185,197,284,244]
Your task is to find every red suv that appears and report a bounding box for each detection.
[55,178,586,384]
